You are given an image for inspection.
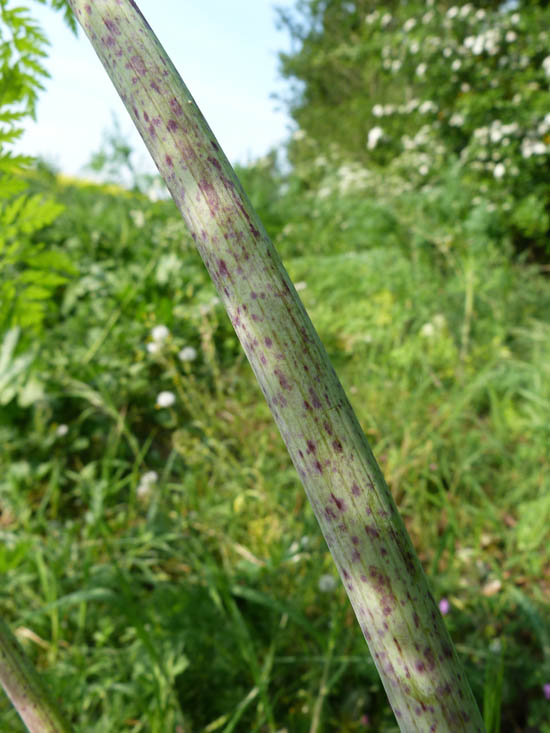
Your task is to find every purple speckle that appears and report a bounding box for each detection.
[351,483,361,496]
[150,80,161,93]
[423,646,436,671]
[314,460,323,474]
[330,493,346,512]
[413,612,420,628]
[130,54,146,75]
[165,155,173,167]
[306,440,316,454]
[332,439,343,453]
[274,368,292,391]
[170,97,183,116]
[365,524,380,540]
[199,180,220,213]
[167,119,178,132]
[323,420,333,435]
[235,198,261,238]
[308,387,322,409]
[103,18,120,35]
[272,392,287,408]
[216,261,231,282]
[265,336,273,348]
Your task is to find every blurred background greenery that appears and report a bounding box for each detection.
[0,1,549,731]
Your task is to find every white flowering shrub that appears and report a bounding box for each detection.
[278,0,550,257]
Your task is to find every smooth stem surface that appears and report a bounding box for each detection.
[0,618,70,733]
[68,1,485,729]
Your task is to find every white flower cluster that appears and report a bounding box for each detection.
[420,314,446,338]
[370,99,436,121]
[365,10,379,25]
[337,163,370,193]
[521,138,549,158]
[463,29,501,56]
[416,62,427,77]
[449,112,465,127]
[473,120,519,144]
[178,346,197,362]
[372,103,395,118]
[543,56,550,78]
[156,391,176,408]
[419,100,437,114]
[318,574,338,592]
[469,117,550,163]
[137,470,158,499]
[316,161,371,199]
[367,126,384,149]
[147,324,170,354]
[402,125,434,151]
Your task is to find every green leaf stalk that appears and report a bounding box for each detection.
[0,618,70,732]
[67,1,485,729]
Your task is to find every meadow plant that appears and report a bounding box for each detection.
[56,1,485,729]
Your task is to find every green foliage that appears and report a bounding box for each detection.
[277,0,550,258]
[0,0,77,403]
[0,189,71,333]
[1,154,549,730]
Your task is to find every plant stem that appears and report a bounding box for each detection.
[67,1,485,729]
[0,618,70,732]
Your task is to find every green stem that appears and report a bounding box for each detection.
[67,1,485,729]
[0,618,70,733]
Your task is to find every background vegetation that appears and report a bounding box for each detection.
[1,0,549,731]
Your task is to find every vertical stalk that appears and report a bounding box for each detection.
[0,618,70,733]
[67,1,485,729]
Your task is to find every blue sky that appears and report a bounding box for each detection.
[19,1,297,176]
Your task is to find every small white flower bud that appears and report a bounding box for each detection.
[156,391,176,408]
